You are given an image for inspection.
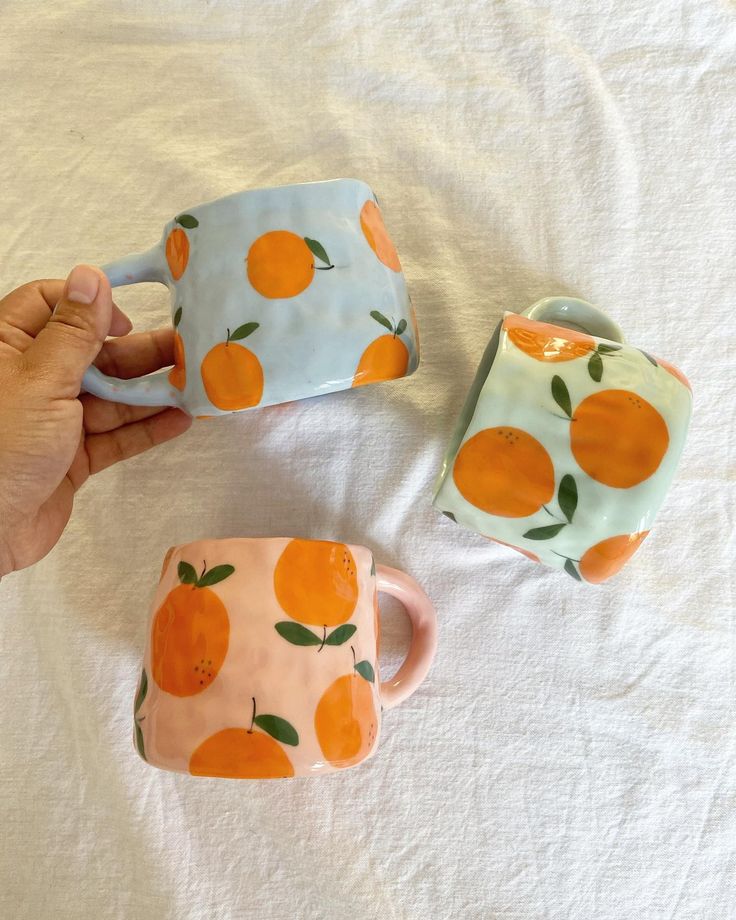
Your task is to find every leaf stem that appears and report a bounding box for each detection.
[350,645,356,669]
[314,264,334,271]
[543,505,565,523]
[317,626,327,653]
[551,550,581,563]
[200,560,207,581]
[249,697,256,733]
[225,327,231,346]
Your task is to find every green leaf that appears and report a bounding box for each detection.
[588,351,603,383]
[442,511,457,522]
[173,306,183,328]
[395,318,407,336]
[175,214,199,229]
[229,322,259,341]
[639,349,658,367]
[325,624,357,646]
[304,237,331,266]
[564,558,582,581]
[557,474,578,524]
[523,523,567,540]
[134,669,148,714]
[254,714,299,746]
[370,557,376,576]
[597,343,621,354]
[274,622,321,646]
[370,310,393,332]
[134,721,146,761]
[197,564,235,588]
[354,660,375,682]
[551,375,572,418]
[178,561,198,584]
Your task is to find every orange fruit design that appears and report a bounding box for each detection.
[656,356,691,391]
[168,306,186,391]
[571,389,669,488]
[315,652,378,768]
[485,536,540,563]
[190,728,294,779]
[166,229,189,281]
[189,698,298,779]
[246,230,333,299]
[274,539,358,628]
[353,311,410,387]
[504,313,595,362]
[453,427,555,518]
[165,214,198,281]
[201,322,263,411]
[579,531,649,583]
[360,199,401,271]
[151,560,233,697]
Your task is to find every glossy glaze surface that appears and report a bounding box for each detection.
[433,299,692,582]
[134,538,437,778]
[83,179,419,415]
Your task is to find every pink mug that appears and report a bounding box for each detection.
[133,537,437,778]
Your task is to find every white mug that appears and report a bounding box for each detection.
[434,297,692,583]
[83,179,419,416]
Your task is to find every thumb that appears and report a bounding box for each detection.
[25,264,114,396]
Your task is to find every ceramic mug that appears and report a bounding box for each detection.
[83,179,419,416]
[133,537,437,778]
[433,297,692,583]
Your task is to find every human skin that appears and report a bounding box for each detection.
[0,263,192,577]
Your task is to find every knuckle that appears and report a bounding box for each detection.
[51,306,104,350]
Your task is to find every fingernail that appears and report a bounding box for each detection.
[66,265,100,304]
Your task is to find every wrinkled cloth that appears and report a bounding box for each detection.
[1,2,734,918]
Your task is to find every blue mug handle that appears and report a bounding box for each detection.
[81,245,183,409]
[522,297,626,344]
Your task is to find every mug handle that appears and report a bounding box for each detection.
[375,564,438,710]
[523,296,626,344]
[81,245,183,409]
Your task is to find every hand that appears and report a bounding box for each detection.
[0,264,192,577]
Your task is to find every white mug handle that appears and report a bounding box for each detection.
[522,296,626,344]
[81,244,183,408]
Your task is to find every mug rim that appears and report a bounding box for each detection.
[162,176,375,220]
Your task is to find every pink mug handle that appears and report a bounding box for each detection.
[375,564,438,710]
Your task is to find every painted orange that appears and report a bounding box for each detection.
[571,390,669,488]
[151,583,229,697]
[579,531,650,583]
[166,228,190,281]
[360,200,401,271]
[274,539,358,627]
[246,230,314,299]
[352,334,409,387]
[656,356,691,391]
[315,673,378,767]
[189,728,294,778]
[201,342,264,411]
[168,332,186,390]
[504,314,595,362]
[453,427,555,517]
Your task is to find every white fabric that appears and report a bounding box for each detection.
[1,2,734,918]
